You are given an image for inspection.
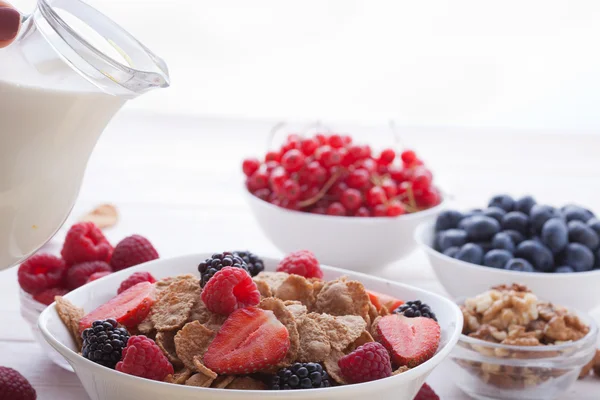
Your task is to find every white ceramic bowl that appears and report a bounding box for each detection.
[245,190,446,271]
[415,221,600,312]
[19,290,73,371]
[39,253,462,400]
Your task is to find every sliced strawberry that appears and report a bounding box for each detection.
[376,314,440,367]
[204,306,290,374]
[367,290,404,312]
[78,281,155,332]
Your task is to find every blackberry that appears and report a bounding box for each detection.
[393,300,437,321]
[81,319,130,369]
[198,252,249,287]
[233,251,265,277]
[269,362,331,390]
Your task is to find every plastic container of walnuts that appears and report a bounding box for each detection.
[450,284,598,400]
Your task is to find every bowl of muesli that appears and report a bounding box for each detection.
[451,284,598,400]
[37,251,462,400]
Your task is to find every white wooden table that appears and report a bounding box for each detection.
[1,110,599,399]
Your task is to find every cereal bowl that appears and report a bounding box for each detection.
[450,313,598,400]
[38,253,462,400]
[246,191,446,271]
[415,221,600,311]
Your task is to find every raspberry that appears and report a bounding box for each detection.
[61,222,113,265]
[86,271,111,283]
[276,250,323,279]
[33,287,69,306]
[0,367,36,400]
[116,336,174,381]
[201,267,260,315]
[118,272,157,295]
[414,383,440,400]
[338,342,392,383]
[17,254,66,295]
[110,235,159,271]
[66,261,112,290]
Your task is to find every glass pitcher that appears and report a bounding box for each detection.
[0,0,170,269]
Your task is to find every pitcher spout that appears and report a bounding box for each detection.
[32,0,170,98]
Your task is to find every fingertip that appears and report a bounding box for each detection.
[0,5,21,47]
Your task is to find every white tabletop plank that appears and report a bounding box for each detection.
[1,110,600,399]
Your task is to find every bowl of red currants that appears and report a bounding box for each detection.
[242,132,445,271]
[415,194,600,311]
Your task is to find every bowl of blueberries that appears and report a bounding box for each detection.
[415,194,600,312]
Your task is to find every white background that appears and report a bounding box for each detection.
[11,0,600,131]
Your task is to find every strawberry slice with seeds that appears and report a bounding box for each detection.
[367,290,404,312]
[79,281,155,332]
[204,306,290,374]
[376,314,440,367]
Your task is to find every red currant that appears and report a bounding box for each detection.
[355,207,371,217]
[253,188,271,201]
[340,188,362,211]
[299,185,320,201]
[269,166,289,192]
[247,170,269,191]
[306,161,328,185]
[346,168,370,189]
[400,150,417,165]
[410,167,432,191]
[378,148,395,165]
[417,187,441,207]
[373,204,387,216]
[397,181,411,198]
[286,133,301,143]
[316,146,342,168]
[366,186,387,207]
[377,164,389,175]
[281,179,301,201]
[348,145,364,160]
[242,158,260,177]
[356,158,377,174]
[315,133,328,145]
[328,134,344,148]
[281,149,305,172]
[327,202,346,216]
[386,201,406,216]
[265,161,279,173]
[310,206,327,215]
[265,151,281,163]
[342,135,352,145]
[362,145,372,159]
[389,165,411,182]
[381,179,397,198]
[340,148,355,167]
[329,181,348,199]
[300,138,319,156]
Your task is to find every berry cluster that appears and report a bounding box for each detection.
[243,133,441,217]
[17,222,159,305]
[435,194,600,273]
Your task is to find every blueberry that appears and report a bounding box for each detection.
[437,229,468,252]
[456,243,484,265]
[474,242,493,253]
[555,266,575,273]
[562,204,595,223]
[482,207,506,224]
[503,230,525,245]
[488,194,515,213]
[541,218,569,254]
[568,220,600,250]
[501,211,530,235]
[483,249,513,269]
[492,232,515,253]
[461,216,501,241]
[443,247,460,258]
[530,205,561,234]
[515,240,554,272]
[595,248,600,269]
[505,258,535,272]
[588,218,600,237]
[435,210,464,232]
[515,195,536,215]
[563,243,595,272]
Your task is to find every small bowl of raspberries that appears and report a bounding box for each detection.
[17,221,160,371]
[242,132,446,270]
